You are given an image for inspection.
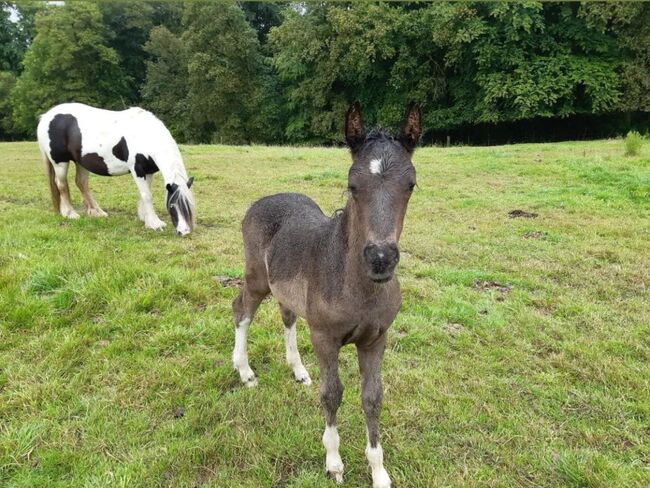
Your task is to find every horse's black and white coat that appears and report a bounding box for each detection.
[37,102,195,236]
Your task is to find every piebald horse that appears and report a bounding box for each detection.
[232,102,421,487]
[37,102,195,236]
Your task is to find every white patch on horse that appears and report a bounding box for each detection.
[284,321,311,385]
[322,425,344,483]
[233,318,257,387]
[366,443,391,488]
[369,158,382,175]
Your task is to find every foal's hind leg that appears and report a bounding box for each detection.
[279,305,311,385]
[232,257,270,387]
[51,162,79,219]
[75,165,107,217]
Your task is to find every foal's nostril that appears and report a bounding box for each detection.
[363,243,400,273]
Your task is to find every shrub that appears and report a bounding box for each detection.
[624,131,643,156]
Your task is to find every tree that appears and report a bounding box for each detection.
[0,71,17,138]
[181,0,282,143]
[425,2,624,129]
[98,1,155,105]
[10,2,129,135]
[269,3,444,143]
[1,2,22,73]
[142,25,190,140]
[239,2,284,44]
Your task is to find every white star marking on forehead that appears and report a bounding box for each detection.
[369,159,382,175]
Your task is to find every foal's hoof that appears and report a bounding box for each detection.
[61,209,80,219]
[235,364,258,388]
[87,207,108,217]
[292,365,312,386]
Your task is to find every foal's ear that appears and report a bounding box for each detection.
[187,176,194,189]
[166,183,173,192]
[345,101,366,152]
[398,102,422,153]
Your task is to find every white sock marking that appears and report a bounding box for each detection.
[369,158,382,175]
[323,425,344,483]
[233,318,257,387]
[284,322,311,385]
[366,443,391,488]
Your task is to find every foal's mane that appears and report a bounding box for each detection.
[362,128,400,149]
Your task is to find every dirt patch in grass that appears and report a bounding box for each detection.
[509,209,538,218]
[214,276,243,288]
[473,280,512,300]
[524,230,546,239]
[444,322,465,336]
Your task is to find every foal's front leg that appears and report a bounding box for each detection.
[130,172,166,230]
[358,334,391,488]
[313,337,344,483]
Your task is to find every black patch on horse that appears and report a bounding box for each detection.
[48,114,82,163]
[134,153,159,178]
[80,153,111,176]
[112,137,129,162]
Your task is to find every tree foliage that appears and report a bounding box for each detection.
[2,1,648,143]
[142,25,189,141]
[10,2,129,135]
[181,1,271,143]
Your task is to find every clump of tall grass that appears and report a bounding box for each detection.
[624,131,643,156]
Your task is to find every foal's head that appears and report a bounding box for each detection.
[345,102,421,283]
[166,177,195,237]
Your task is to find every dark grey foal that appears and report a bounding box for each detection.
[232,102,421,487]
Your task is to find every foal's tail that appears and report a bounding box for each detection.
[43,153,60,213]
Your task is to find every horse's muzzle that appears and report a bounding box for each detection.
[363,243,399,283]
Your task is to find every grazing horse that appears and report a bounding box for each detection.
[37,102,195,236]
[232,102,421,487]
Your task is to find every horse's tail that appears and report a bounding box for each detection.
[43,152,60,213]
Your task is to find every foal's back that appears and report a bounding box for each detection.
[241,192,334,318]
[242,192,330,268]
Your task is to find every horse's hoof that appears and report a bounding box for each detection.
[327,470,344,484]
[145,220,167,231]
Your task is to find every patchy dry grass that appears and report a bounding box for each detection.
[0,139,648,487]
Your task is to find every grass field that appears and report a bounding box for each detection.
[0,139,648,487]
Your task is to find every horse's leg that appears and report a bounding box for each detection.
[75,164,107,217]
[232,256,270,387]
[137,174,154,222]
[279,304,311,385]
[130,171,165,230]
[357,334,391,488]
[313,335,344,483]
[51,162,79,219]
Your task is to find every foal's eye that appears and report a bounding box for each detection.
[348,184,358,194]
[407,182,416,192]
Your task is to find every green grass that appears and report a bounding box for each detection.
[0,139,649,487]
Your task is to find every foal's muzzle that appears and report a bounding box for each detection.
[363,243,400,283]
